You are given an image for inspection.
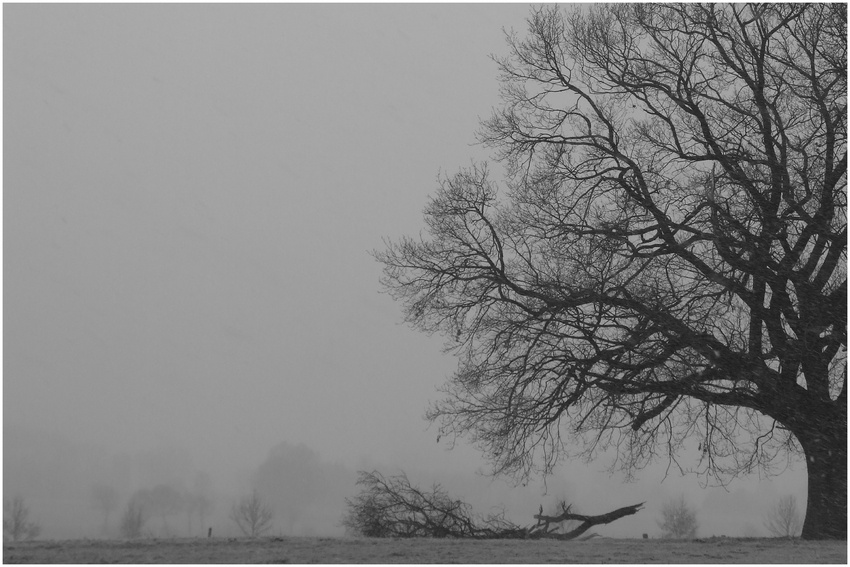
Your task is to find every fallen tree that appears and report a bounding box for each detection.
[342,470,643,539]
[533,501,646,540]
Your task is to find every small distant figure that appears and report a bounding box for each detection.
[642,533,648,539]
[208,527,212,538]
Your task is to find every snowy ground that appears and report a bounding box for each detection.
[4,536,846,563]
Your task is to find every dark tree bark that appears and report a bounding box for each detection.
[377,3,846,539]
[531,502,645,540]
[792,403,847,539]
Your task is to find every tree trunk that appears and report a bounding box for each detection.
[532,502,644,540]
[796,415,846,540]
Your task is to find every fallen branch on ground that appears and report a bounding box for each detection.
[529,501,645,540]
[343,470,643,540]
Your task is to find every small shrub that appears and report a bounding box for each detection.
[657,494,698,539]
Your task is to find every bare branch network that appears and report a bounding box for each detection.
[763,495,802,538]
[3,497,41,542]
[230,490,274,538]
[376,3,846,539]
[343,471,642,540]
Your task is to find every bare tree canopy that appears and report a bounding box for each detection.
[342,470,642,540]
[3,496,41,542]
[119,498,146,539]
[229,489,274,538]
[90,483,119,535]
[377,4,846,539]
[764,494,802,538]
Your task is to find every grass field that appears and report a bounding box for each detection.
[4,535,847,563]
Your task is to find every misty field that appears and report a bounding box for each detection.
[4,536,846,564]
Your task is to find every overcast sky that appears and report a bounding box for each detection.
[5,3,807,538]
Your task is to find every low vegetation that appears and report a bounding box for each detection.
[4,535,847,563]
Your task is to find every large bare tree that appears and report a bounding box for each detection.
[377,4,846,539]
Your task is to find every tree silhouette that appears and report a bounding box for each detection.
[119,497,146,539]
[377,4,845,539]
[253,442,352,535]
[90,483,119,535]
[3,496,41,541]
[230,489,273,538]
[657,495,698,539]
[144,484,184,536]
[764,495,802,538]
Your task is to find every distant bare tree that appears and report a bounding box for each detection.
[764,495,802,538]
[657,495,698,539]
[3,496,41,541]
[119,497,146,539]
[90,483,119,535]
[230,489,273,537]
[141,484,184,536]
[252,442,353,534]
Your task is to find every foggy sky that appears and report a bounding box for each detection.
[5,3,806,539]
